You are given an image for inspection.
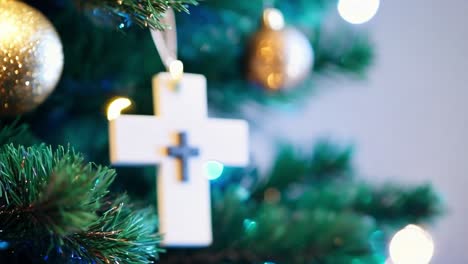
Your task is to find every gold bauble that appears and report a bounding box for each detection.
[0,0,64,115]
[248,8,314,91]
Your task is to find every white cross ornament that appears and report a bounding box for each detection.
[108,73,249,246]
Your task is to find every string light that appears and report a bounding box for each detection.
[263,8,285,30]
[169,60,184,82]
[389,225,434,264]
[337,0,380,24]
[107,97,132,121]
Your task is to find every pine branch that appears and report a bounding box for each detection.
[161,142,442,264]
[82,0,198,29]
[0,120,37,147]
[70,196,161,264]
[0,145,110,239]
[252,141,353,200]
[0,144,159,263]
[353,183,443,223]
[313,30,374,76]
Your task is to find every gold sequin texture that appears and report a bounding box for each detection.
[0,0,63,115]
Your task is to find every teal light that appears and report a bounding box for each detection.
[205,160,224,180]
[243,219,258,234]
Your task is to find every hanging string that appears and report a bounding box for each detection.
[150,9,183,82]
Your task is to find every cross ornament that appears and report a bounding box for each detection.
[167,132,200,182]
[108,73,249,246]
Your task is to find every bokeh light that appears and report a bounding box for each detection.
[169,60,184,81]
[204,160,224,180]
[338,0,380,24]
[0,241,9,250]
[263,8,285,30]
[107,97,132,121]
[389,225,434,264]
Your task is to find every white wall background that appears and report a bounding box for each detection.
[250,0,468,262]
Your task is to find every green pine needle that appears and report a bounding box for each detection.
[0,144,159,263]
[83,0,198,29]
[71,196,161,263]
[161,141,442,263]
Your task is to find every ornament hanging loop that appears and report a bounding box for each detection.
[150,9,183,83]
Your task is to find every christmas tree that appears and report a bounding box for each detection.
[0,0,442,263]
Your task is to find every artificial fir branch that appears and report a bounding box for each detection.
[70,196,161,263]
[82,0,197,29]
[353,184,443,223]
[252,142,353,200]
[160,141,442,264]
[0,144,159,263]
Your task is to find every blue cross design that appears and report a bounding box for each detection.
[167,132,200,182]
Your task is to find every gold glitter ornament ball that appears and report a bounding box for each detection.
[248,8,314,91]
[0,0,64,115]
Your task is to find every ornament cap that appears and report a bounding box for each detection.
[262,8,285,31]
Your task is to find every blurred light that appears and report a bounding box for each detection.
[235,186,250,201]
[204,160,224,180]
[389,225,434,264]
[267,73,282,89]
[243,218,257,234]
[264,187,281,203]
[169,60,184,81]
[0,241,9,250]
[337,0,380,24]
[107,97,132,121]
[263,8,285,30]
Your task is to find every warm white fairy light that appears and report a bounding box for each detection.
[169,60,184,82]
[389,225,434,264]
[337,0,380,24]
[263,8,285,30]
[107,97,132,121]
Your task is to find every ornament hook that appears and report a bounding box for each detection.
[150,9,183,83]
